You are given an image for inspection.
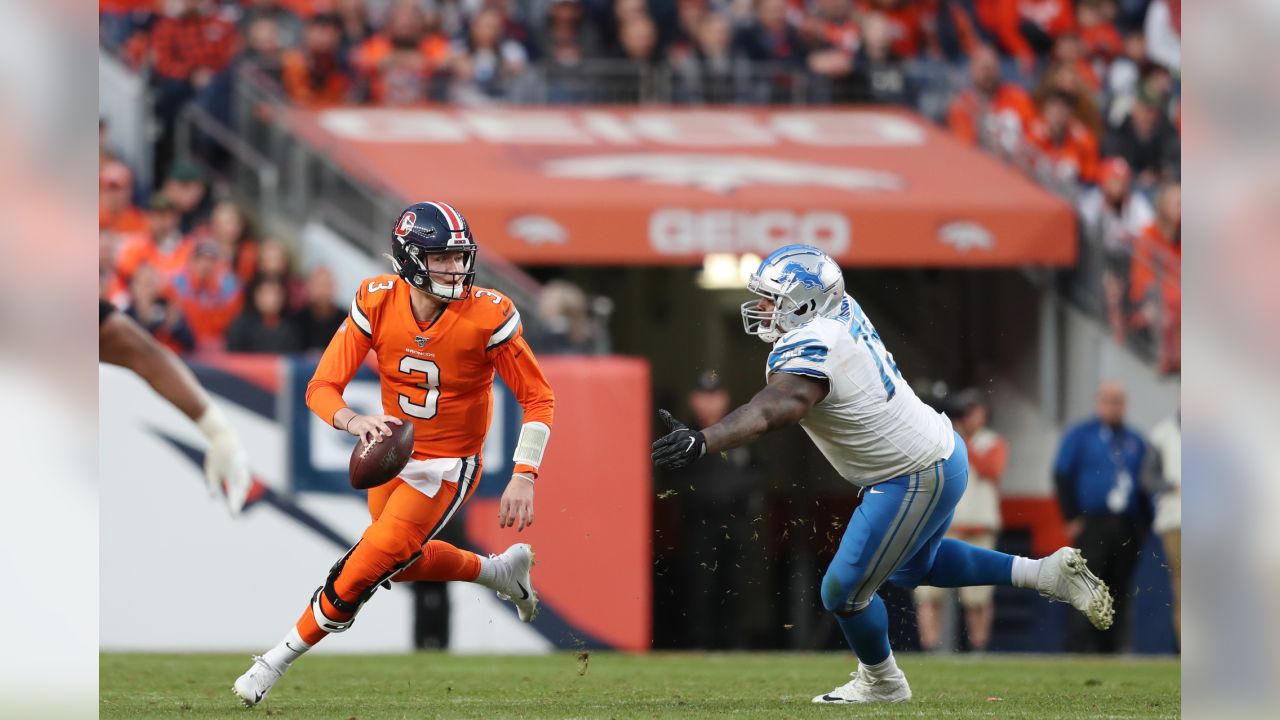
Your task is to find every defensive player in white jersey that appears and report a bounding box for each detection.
[652,245,1115,704]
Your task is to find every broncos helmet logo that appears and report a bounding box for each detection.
[780,262,825,290]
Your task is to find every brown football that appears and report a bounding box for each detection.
[349,421,415,490]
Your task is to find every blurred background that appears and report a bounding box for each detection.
[96,0,1183,661]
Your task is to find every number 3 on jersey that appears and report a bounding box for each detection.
[398,356,440,419]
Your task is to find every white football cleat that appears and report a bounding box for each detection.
[812,669,912,704]
[232,655,283,707]
[493,543,539,622]
[1037,547,1114,630]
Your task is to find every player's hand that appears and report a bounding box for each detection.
[204,431,252,516]
[651,409,706,471]
[499,473,535,532]
[346,414,403,447]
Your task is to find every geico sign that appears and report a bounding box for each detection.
[318,109,925,147]
[650,210,850,255]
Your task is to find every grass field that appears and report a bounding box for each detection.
[100,652,1179,719]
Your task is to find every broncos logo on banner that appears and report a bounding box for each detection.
[781,262,825,289]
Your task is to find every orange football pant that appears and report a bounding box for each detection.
[295,472,482,645]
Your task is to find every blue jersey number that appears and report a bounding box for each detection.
[847,304,901,401]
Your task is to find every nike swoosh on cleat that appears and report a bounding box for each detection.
[254,690,266,704]
[516,580,530,600]
[821,695,844,702]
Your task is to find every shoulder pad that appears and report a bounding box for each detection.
[350,275,399,337]
[468,288,523,349]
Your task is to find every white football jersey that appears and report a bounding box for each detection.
[765,294,955,486]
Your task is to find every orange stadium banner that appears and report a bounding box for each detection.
[287,106,1077,267]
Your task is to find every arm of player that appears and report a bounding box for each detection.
[491,334,555,532]
[100,310,252,515]
[305,312,401,446]
[652,373,827,471]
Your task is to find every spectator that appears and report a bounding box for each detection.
[1049,32,1100,92]
[1053,381,1150,653]
[673,11,738,104]
[333,0,375,50]
[239,16,287,86]
[99,162,148,235]
[227,277,304,353]
[1103,28,1148,126]
[1102,90,1179,191]
[282,13,354,107]
[239,0,305,49]
[99,116,121,167]
[116,192,195,283]
[673,370,761,649]
[1075,0,1123,64]
[1129,181,1180,373]
[533,279,599,354]
[202,201,261,285]
[172,241,244,351]
[160,160,215,233]
[973,0,1075,73]
[666,0,711,66]
[734,0,806,66]
[124,263,197,354]
[915,389,1007,652]
[352,0,451,104]
[291,266,345,352]
[946,45,1036,152]
[799,0,859,101]
[452,7,531,101]
[1077,157,1155,341]
[147,0,238,175]
[539,0,600,69]
[851,12,917,106]
[254,238,307,310]
[857,0,931,58]
[1141,406,1180,649]
[1025,89,1100,186]
[1143,0,1179,74]
[1033,60,1103,136]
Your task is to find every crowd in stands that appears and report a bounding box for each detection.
[99,150,345,355]
[100,0,1178,371]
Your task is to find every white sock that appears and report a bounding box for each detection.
[262,628,310,672]
[1011,556,1044,588]
[861,654,900,680]
[473,553,501,590]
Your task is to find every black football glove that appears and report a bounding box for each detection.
[651,409,707,470]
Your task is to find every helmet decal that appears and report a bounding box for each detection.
[394,211,417,237]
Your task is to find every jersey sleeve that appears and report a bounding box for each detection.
[492,335,554,477]
[305,284,376,426]
[484,295,523,352]
[766,326,834,382]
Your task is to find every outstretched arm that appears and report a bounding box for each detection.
[652,372,826,470]
[100,309,252,515]
[704,373,827,453]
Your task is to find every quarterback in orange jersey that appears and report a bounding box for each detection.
[234,201,555,707]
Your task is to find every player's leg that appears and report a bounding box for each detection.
[234,476,466,706]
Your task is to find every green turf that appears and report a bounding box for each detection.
[100,651,1179,719]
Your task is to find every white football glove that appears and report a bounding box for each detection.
[197,405,252,516]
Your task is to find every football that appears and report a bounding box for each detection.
[348,421,414,490]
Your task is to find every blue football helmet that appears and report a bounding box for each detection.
[741,245,845,343]
[387,201,478,301]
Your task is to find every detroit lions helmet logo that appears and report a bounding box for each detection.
[780,262,825,290]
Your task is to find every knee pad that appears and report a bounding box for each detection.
[822,572,875,616]
[312,520,426,634]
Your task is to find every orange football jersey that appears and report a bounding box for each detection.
[306,274,554,475]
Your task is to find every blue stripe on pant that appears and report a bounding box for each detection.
[820,432,970,615]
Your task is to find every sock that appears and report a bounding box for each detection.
[473,553,501,590]
[263,627,311,671]
[923,538,1016,587]
[395,541,483,583]
[860,653,901,680]
[1011,556,1044,588]
[833,593,892,666]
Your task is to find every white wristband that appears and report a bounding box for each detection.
[513,421,551,469]
[196,404,234,441]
